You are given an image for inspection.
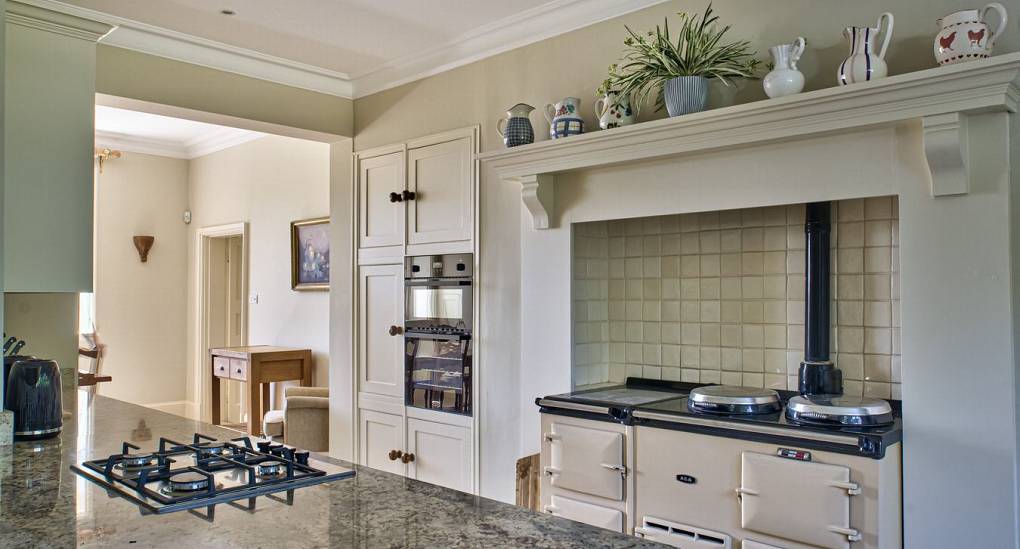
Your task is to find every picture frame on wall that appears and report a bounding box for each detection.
[291,216,330,291]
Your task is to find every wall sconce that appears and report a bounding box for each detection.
[133,236,155,262]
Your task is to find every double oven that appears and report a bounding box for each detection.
[403,254,473,415]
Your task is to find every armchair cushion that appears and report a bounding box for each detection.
[284,386,328,399]
[262,409,284,438]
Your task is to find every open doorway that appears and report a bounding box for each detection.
[197,225,248,426]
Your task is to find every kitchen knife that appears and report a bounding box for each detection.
[9,341,25,356]
[2,337,16,354]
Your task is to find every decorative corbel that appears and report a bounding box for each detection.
[923,112,970,197]
[516,174,554,230]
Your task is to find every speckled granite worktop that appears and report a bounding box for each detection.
[0,395,661,548]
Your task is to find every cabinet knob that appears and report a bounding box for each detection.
[389,325,404,336]
[388,449,403,461]
[401,452,415,464]
[402,190,416,201]
[389,192,403,203]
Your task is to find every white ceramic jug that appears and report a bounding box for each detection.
[934,3,1007,65]
[594,92,634,129]
[763,37,806,98]
[837,12,894,85]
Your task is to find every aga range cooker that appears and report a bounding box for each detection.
[536,378,902,549]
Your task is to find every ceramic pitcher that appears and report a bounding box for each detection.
[763,37,806,98]
[934,3,1007,65]
[595,92,634,130]
[544,97,584,139]
[837,12,894,85]
[496,103,535,147]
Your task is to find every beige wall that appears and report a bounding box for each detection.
[96,46,353,138]
[186,135,332,412]
[93,152,189,409]
[349,0,1020,517]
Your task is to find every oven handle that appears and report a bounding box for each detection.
[404,332,470,341]
[404,279,472,287]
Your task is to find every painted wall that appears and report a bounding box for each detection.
[96,46,353,138]
[3,292,79,385]
[349,0,1020,540]
[93,151,189,410]
[186,135,332,413]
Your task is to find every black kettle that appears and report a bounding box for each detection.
[6,359,62,440]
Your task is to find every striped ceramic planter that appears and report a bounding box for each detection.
[664,76,709,117]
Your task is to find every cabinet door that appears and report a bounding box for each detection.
[358,264,405,397]
[546,494,624,532]
[406,137,473,246]
[546,421,625,501]
[358,150,405,249]
[406,418,472,492]
[359,409,406,476]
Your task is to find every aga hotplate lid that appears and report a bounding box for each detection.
[687,385,782,415]
[786,394,894,427]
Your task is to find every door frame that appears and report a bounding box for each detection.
[194,222,249,422]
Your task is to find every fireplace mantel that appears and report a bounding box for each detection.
[478,53,1020,229]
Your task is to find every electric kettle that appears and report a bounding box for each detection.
[5,358,62,440]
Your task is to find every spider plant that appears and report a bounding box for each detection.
[614,4,760,113]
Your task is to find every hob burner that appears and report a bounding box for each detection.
[195,444,230,460]
[687,385,782,415]
[116,452,155,469]
[786,394,894,427]
[256,460,287,477]
[161,471,210,495]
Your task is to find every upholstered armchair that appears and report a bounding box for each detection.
[262,386,329,451]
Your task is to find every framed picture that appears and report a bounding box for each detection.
[291,217,330,291]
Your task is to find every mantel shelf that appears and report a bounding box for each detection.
[478,53,1020,229]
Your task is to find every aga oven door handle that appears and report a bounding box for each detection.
[827,525,862,542]
[600,463,627,476]
[542,505,560,515]
[543,466,561,477]
[829,480,862,495]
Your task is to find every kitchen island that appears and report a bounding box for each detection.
[0,395,660,548]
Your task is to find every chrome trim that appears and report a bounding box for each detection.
[15,426,61,436]
[537,399,610,415]
[689,386,781,406]
[632,410,858,445]
[787,395,893,416]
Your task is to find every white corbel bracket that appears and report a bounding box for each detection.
[923,112,970,197]
[514,174,555,229]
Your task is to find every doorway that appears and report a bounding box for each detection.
[195,223,249,423]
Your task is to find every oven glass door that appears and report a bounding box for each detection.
[405,333,472,415]
[405,281,472,331]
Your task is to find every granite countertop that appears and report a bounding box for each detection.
[0,394,662,548]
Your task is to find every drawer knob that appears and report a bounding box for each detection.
[388,325,403,336]
[388,449,403,461]
[401,452,415,464]
[236,368,243,374]
[389,191,403,203]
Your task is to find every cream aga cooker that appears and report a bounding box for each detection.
[536,380,902,549]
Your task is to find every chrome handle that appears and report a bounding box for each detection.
[600,463,626,476]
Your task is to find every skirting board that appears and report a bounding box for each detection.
[145,400,195,419]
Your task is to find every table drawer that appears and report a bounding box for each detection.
[229,359,248,381]
[213,356,231,378]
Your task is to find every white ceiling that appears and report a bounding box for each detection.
[95,105,265,159]
[33,0,667,97]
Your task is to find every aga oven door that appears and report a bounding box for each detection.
[405,280,472,332]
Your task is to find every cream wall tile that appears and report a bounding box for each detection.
[721,277,742,299]
[662,278,681,300]
[643,257,662,278]
[742,373,765,387]
[837,248,863,273]
[701,324,721,346]
[643,301,661,321]
[680,214,699,233]
[765,373,787,390]
[786,250,805,274]
[626,280,642,300]
[837,275,864,300]
[865,274,891,300]
[700,370,722,384]
[681,256,700,277]
[865,220,892,247]
[865,247,891,274]
[742,302,764,324]
[661,366,682,381]
[763,227,787,251]
[662,256,680,277]
[720,253,741,275]
[720,301,742,323]
[681,324,701,345]
[742,325,764,347]
[764,251,786,274]
[838,327,864,353]
[701,278,721,300]
[864,381,891,399]
[788,325,805,350]
[625,257,643,278]
[764,349,786,373]
[864,301,891,327]
[764,324,787,348]
[865,354,892,382]
[837,353,863,380]
[643,365,662,379]
[681,369,700,382]
[661,215,680,234]
[643,344,661,365]
[681,346,700,367]
[700,230,721,253]
[838,199,864,221]
[742,208,763,227]
[644,235,662,256]
[721,348,742,370]
[743,349,764,372]
[700,212,720,230]
[681,301,700,323]
[662,234,681,255]
[643,217,662,235]
[763,276,786,299]
[787,226,805,250]
[701,255,721,277]
[742,276,764,299]
[838,222,864,248]
[837,301,863,326]
[865,196,893,219]
[762,206,787,227]
[662,344,681,366]
[643,279,661,300]
[721,371,742,385]
[742,228,763,252]
[787,275,805,300]
[643,322,661,343]
[662,301,681,322]
[721,324,742,347]
[701,301,721,323]
[764,302,786,324]
[680,233,700,254]
[680,278,700,300]
[787,301,805,325]
[720,229,742,252]
[864,327,892,354]
[742,252,764,275]
[701,347,721,369]
[719,209,742,228]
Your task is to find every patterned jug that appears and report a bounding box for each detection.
[934,3,1008,66]
[837,12,894,85]
[595,91,634,130]
[496,103,535,148]
[543,97,584,139]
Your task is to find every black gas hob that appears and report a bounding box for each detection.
[537,378,903,459]
[71,433,355,518]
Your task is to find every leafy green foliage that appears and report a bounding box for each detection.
[612,4,760,112]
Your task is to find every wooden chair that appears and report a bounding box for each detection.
[78,333,112,390]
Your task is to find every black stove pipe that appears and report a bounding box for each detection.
[798,202,843,396]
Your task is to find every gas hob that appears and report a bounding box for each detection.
[71,433,355,517]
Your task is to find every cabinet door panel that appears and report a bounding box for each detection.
[359,151,405,249]
[407,137,472,245]
[406,418,472,492]
[358,264,404,397]
[359,409,405,475]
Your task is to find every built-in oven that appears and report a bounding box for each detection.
[404,254,473,416]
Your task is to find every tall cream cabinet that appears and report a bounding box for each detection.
[353,127,478,494]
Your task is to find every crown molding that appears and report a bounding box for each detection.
[6,0,112,41]
[95,128,265,160]
[349,0,669,98]
[22,0,668,99]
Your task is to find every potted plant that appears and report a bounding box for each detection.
[614,4,759,117]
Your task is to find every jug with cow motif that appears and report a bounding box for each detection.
[934,3,1008,66]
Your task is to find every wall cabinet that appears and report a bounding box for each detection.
[356,128,477,257]
[357,263,404,398]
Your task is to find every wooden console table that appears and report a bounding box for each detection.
[209,346,313,436]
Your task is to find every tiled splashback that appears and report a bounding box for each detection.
[573,197,901,399]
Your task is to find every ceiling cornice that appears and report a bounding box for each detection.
[6,0,112,41]
[95,129,265,159]
[21,0,668,100]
